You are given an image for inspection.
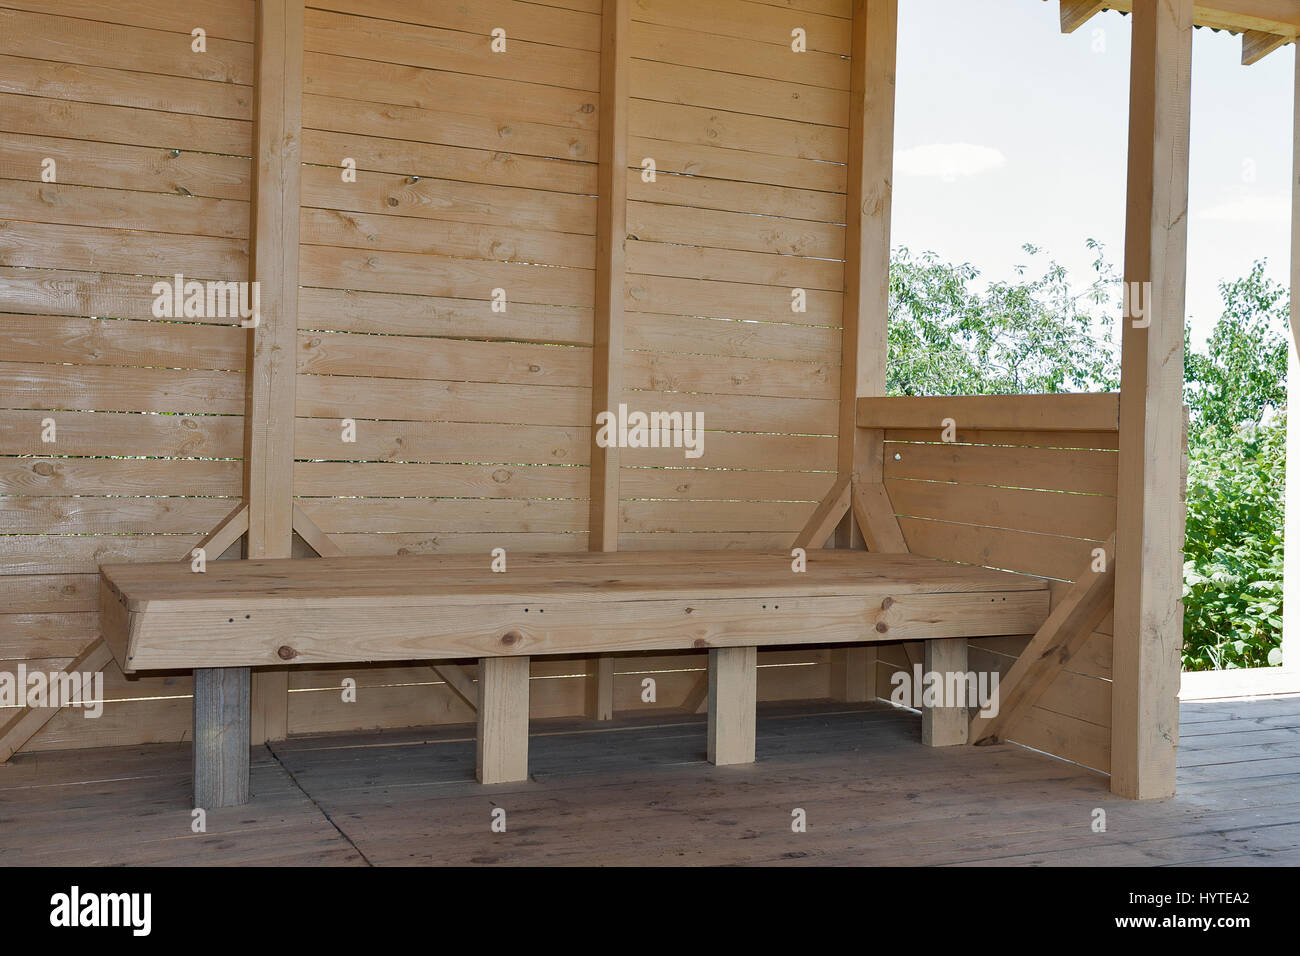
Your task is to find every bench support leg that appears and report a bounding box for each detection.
[921,638,968,747]
[193,667,251,808]
[831,646,877,702]
[707,646,756,766]
[586,654,615,720]
[476,656,530,784]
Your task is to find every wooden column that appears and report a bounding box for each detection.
[1284,45,1300,678]
[585,0,631,718]
[245,0,302,747]
[921,637,968,746]
[707,646,757,765]
[193,668,251,809]
[193,0,302,808]
[585,655,615,721]
[830,0,898,698]
[476,657,531,784]
[1112,0,1193,799]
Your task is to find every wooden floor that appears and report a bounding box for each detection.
[3,696,1299,866]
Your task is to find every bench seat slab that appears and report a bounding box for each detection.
[99,550,1052,672]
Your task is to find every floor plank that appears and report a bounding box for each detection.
[2,696,1298,865]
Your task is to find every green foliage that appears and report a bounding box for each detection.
[888,245,1289,672]
[1182,420,1285,670]
[888,243,1119,396]
[1181,262,1290,670]
[1184,262,1289,437]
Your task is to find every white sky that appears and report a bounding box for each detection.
[892,0,1295,348]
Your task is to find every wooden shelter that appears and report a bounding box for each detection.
[2,0,1297,818]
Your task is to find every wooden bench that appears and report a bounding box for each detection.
[99,549,1050,806]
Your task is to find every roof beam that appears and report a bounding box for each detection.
[1060,1,1108,33]
[1090,1,1300,37]
[1242,28,1291,63]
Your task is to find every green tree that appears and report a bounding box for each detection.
[888,243,1119,396]
[1184,261,1289,436]
[888,245,1289,671]
[1182,261,1289,670]
[1182,419,1285,669]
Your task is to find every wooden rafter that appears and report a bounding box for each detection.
[969,534,1117,746]
[1089,1,1300,38]
[1242,28,1291,64]
[1059,0,1108,34]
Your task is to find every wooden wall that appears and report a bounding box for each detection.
[618,0,847,551]
[2,0,1116,769]
[0,0,255,748]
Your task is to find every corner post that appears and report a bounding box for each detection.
[193,0,303,808]
[585,0,631,719]
[829,0,898,698]
[1112,0,1193,799]
[1283,42,1300,680]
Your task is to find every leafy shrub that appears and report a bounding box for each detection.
[1183,420,1286,670]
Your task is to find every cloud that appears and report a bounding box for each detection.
[894,143,1007,181]
[1196,195,1288,225]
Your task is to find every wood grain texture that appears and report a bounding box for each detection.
[707,645,756,765]
[921,637,968,747]
[858,393,1120,431]
[192,665,251,808]
[476,656,530,784]
[102,550,1049,669]
[1112,0,1192,800]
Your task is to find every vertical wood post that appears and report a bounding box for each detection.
[1284,46,1300,678]
[1112,0,1193,799]
[193,667,250,809]
[830,646,875,702]
[476,657,531,784]
[193,0,302,806]
[586,655,615,721]
[585,0,631,718]
[921,637,968,746]
[829,0,897,697]
[243,0,303,748]
[707,646,757,765]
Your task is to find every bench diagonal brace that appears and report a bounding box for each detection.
[969,534,1117,746]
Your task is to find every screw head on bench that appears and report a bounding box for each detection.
[276,645,298,660]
